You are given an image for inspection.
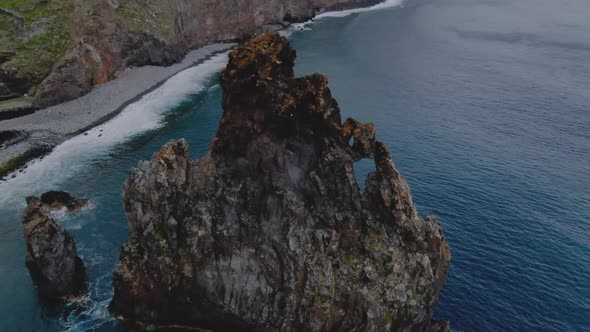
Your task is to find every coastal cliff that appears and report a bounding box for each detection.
[110,33,451,331]
[0,0,383,109]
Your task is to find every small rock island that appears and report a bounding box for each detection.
[110,33,451,331]
[22,192,87,299]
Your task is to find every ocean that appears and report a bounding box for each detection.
[0,0,589,330]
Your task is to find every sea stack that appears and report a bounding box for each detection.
[22,194,87,299]
[110,33,451,331]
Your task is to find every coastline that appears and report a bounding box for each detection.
[0,43,233,178]
[0,0,404,179]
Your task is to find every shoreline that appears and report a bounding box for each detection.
[0,43,234,178]
[0,0,404,179]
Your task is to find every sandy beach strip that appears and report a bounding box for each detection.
[0,43,234,170]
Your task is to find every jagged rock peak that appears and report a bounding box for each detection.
[22,193,87,299]
[110,32,451,331]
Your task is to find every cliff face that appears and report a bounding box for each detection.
[0,0,381,108]
[110,33,451,331]
[174,0,383,47]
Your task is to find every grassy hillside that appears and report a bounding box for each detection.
[0,0,74,94]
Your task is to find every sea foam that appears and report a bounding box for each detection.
[315,0,405,19]
[285,0,404,35]
[0,53,229,207]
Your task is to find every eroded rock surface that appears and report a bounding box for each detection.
[22,194,87,299]
[110,33,451,331]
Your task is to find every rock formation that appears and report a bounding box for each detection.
[110,33,451,331]
[0,0,385,108]
[39,190,89,212]
[22,193,87,299]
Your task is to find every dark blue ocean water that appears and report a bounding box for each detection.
[0,0,589,330]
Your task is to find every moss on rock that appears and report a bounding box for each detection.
[0,146,50,178]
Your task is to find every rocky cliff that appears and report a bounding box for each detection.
[0,0,383,109]
[110,33,451,331]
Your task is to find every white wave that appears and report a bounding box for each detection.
[0,52,229,207]
[315,0,405,19]
[62,298,114,332]
[283,0,404,36]
[62,283,114,331]
[60,248,114,332]
[52,202,97,230]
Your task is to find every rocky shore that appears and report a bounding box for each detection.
[0,0,399,180]
[0,43,232,179]
[0,0,389,109]
[110,33,451,331]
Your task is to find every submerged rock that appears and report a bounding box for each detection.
[22,194,86,299]
[110,33,451,331]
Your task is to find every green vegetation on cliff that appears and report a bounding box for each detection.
[0,15,19,63]
[0,0,74,94]
[115,0,177,42]
[0,146,50,178]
